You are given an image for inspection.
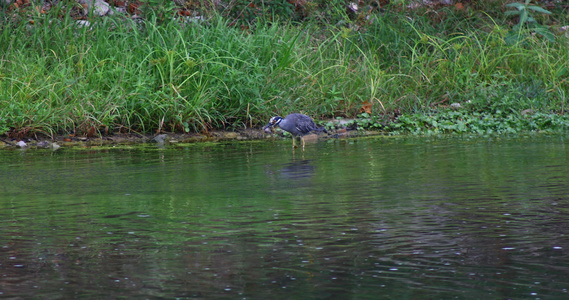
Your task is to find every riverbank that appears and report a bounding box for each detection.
[3,107,569,149]
[0,130,269,148]
[0,126,373,149]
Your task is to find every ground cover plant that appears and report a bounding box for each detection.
[0,0,568,139]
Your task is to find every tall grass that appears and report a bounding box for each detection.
[0,4,568,136]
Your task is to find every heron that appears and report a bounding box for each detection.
[263,113,327,149]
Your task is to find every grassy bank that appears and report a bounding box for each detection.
[1,2,568,138]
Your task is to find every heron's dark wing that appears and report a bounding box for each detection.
[294,115,318,135]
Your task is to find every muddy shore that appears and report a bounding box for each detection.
[0,128,375,149]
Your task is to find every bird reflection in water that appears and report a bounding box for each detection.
[278,159,315,180]
[264,159,316,188]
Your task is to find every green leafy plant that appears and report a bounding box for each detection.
[504,0,553,44]
[389,109,569,136]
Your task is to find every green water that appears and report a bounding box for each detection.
[1,135,569,299]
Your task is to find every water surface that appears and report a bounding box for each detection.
[1,135,569,299]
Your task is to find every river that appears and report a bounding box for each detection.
[1,134,568,299]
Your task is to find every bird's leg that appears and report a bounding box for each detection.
[292,137,297,148]
[301,137,305,151]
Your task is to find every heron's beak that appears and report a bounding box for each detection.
[263,124,273,133]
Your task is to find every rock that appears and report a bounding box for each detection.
[336,128,348,137]
[16,141,27,148]
[152,134,168,144]
[114,6,126,14]
[93,0,110,16]
[37,141,50,148]
[348,2,358,13]
[221,132,239,139]
[78,0,110,16]
[302,133,319,142]
[51,143,61,150]
[450,103,462,110]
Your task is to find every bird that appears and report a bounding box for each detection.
[263,113,327,149]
